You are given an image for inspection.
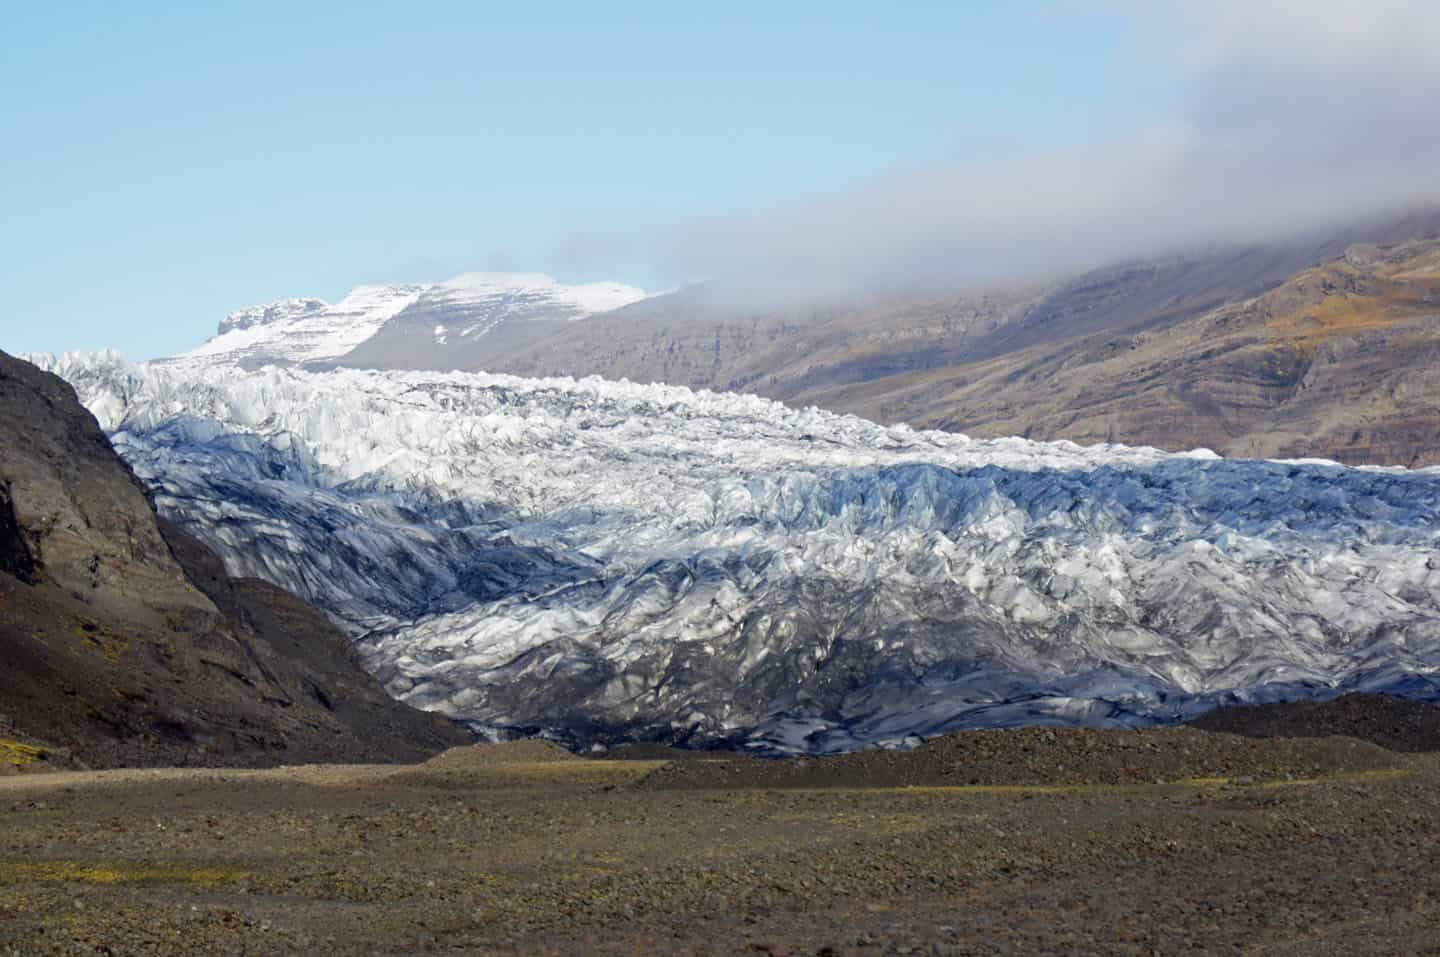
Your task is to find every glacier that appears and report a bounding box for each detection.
[35,351,1440,752]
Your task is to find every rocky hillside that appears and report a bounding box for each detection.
[0,350,470,770]
[833,238,1440,466]
[471,283,1041,399]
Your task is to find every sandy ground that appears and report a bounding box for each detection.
[2,734,1439,955]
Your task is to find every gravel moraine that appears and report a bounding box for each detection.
[2,724,1439,954]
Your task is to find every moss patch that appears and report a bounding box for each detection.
[1263,251,1440,355]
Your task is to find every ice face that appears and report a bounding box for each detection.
[34,351,1440,752]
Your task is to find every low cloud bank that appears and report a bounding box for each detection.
[575,1,1440,307]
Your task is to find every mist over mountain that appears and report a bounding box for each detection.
[562,1,1440,310]
[15,1,1440,756]
[479,211,1440,467]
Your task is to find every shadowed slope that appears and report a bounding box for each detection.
[0,350,469,769]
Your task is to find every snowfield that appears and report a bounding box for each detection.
[36,351,1440,752]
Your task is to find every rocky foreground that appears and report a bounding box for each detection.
[3,699,1439,955]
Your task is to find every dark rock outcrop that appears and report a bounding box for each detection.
[0,350,470,769]
[0,481,36,584]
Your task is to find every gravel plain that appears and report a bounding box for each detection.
[2,724,1439,955]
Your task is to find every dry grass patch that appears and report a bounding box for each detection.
[0,860,247,888]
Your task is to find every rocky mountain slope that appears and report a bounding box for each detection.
[39,352,1440,753]
[799,238,1440,466]
[0,350,469,769]
[471,238,1337,399]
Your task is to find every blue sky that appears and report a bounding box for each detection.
[6,3,1436,361]
[1,2,1144,359]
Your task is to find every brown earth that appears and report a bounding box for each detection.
[2,722,1439,955]
[639,726,1403,792]
[597,742,738,762]
[422,739,582,769]
[0,350,470,771]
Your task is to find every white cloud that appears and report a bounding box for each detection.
[581,1,1440,305]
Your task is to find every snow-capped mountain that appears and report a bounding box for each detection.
[417,273,654,340]
[36,351,1440,752]
[167,273,649,371]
